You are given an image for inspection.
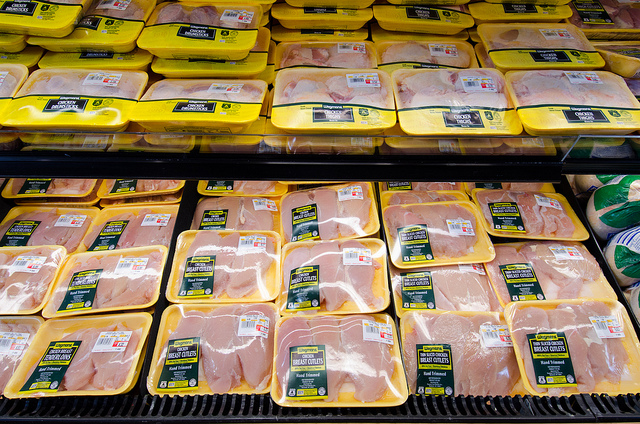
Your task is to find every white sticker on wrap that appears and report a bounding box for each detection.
[338,42,366,54]
[480,325,512,348]
[338,185,364,201]
[220,9,254,24]
[141,213,171,227]
[350,137,373,147]
[534,194,562,210]
[564,71,603,84]
[237,315,270,338]
[590,316,624,339]
[461,76,497,93]
[549,245,584,260]
[446,219,475,236]
[238,235,267,252]
[0,71,8,86]
[362,320,394,345]
[539,29,574,40]
[0,332,30,356]
[54,213,88,228]
[114,257,149,275]
[9,256,47,274]
[522,138,545,147]
[82,135,110,149]
[208,83,244,94]
[346,73,380,88]
[458,263,486,275]
[252,198,278,211]
[92,331,133,352]
[429,44,458,57]
[97,0,131,10]
[343,247,372,266]
[83,72,122,87]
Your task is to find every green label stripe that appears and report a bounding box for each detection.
[615,245,640,278]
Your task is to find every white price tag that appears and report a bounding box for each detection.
[238,235,267,252]
[237,315,270,338]
[54,213,87,228]
[458,263,486,275]
[362,320,394,345]
[461,76,497,93]
[480,325,512,348]
[252,198,278,211]
[343,247,372,266]
[590,316,624,339]
[9,256,47,274]
[338,185,364,201]
[220,9,254,24]
[429,44,458,57]
[539,29,574,40]
[337,42,366,54]
[0,332,30,356]
[92,331,132,352]
[446,219,475,236]
[141,213,171,227]
[346,73,380,88]
[83,72,122,87]
[534,194,562,210]
[114,257,149,275]
[563,71,603,84]
[208,83,244,94]
[97,0,131,10]
[549,245,584,261]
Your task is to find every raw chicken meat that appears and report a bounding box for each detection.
[0,246,65,313]
[0,320,40,395]
[191,197,275,231]
[467,183,549,191]
[586,176,640,241]
[154,304,276,393]
[279,42,376,69]
[274,315,399,403]
[475,189,576,238]
[141,80,266,103]
[486,241,605,305]
[151,3,259,29]
[85,0,149,20]
[101,191,182,206]
[403,311,519,396]
[509,301,630,395]
[10,179,96,196]
[479,23,596,51]
[281,239,384,313]
[380,42,472,68]
[0,66,23,98]
[569,0,640,29]
[387,191,461,205]
[383,182,463,191]
[104,179,182,194]
[233,181,278,194]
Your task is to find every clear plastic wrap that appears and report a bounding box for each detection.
[191,196,279,232]
[100,190,183,207]
[147,303,278,395]
[586,176,640,240]
[376,40,477,74]
[2,179,97,199]
[604,225,640,287]
[0,316,43,396]
[568,0,640,39]
[98,179,184,199]
[380,190,468,209]
[276,41,377,70]
[197,180,288,197]
[380,182,464,191]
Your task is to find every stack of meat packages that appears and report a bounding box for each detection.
[0,178,180,398]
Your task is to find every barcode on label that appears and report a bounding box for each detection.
[238,235,267,252]
[446,219,475,236]
[237,315,270,338]
[549,245,584,261]
[220,9,254,23]
[362,320,394,345]
[54,214,87,228]
[590,316,624,339]
[83,72,122,87]
[346,73,380,88]
[480,325,512,348]
[252,198,278,211]
[208,83,244,94]
[338,185,364,201]
[97,0,131,10]
[337,42,366,54]
[429,44,458,57]
[9,256,47,274]
[540,29,574,40]
[534,194,562,210]
[0,332,30,355]
[563,71,603,84]
[343,247,372,266]
[114,257,149,275]
[0,71,8,86]
[140,213,170,227]
[458,263,486,275]
[461,76,497,93]
[92,331,133,352]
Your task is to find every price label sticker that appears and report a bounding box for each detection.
[338,185,364,201]
[237,315,270,338]
[141,214,171,227]
[343,247,372,266]
[9,256,47,274]
[446,219,475,236]
[534,195,562,210]
[252,198,278,211]
[362,320,394,345]
[92,331,133,352]
[590,316,624,339]
[480,325,513,348]
[55,214,87,228]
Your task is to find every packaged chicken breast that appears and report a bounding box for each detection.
[0,246,66,315]
[464,182,555,193]
[380,190,468,209]
[100,190,183,208]
[0,207,99,253]
[270,25,369,42]
[284,0,374,8]
[137,3,262,60]
[393,68,523,136]
[276,41,377,71]
[4,312,152,398]
[191,196,280,232]
[13,182,101,207]
[373,5,475,35]
[401,310,522,396]
[567,0,640,40]
[376,40,477,74]
[505,299,640,396]
[2,68,148,131]
[166,230,281,303]
[0,46,44,71]
[148,303,277,396]
[78,205,178,252]
[505,70,640,135]
[280,183,379,243]
[478,23,604,71]
[272,69,396,135]
[97,179,184,200]
[151,27,270,78]
[586,175,640,240]
[197,180,288,197]
[0,34,26,53]
[132,79,267,133]
[272,313,408,407]
[0,0,91,38]
[380,182,465,192]
[38,49,153,71]
[469,2,572,24]
[370,23,469,42]
[485,241,616,307]
[0,316,43,396]
[2,179,97,199]
[271,5,373,30]
[382,200,495,269]
[277,238,389,315]
[0,64,27,118]
[593,42,640,78]
[42,246,167,318]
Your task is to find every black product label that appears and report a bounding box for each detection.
[79,51,115,59]
[286,345,328,400]
[291,204,319,242]
[301,29,334,34]
[443,110,484,128]
[178,256,215,298]
[18,178,52,195]
[157,337,200,391]
[527,332,577,387]
[488,202,526,232]
[303,7,337,13]
[177,25,216,40]
[20,341,81,393]
[286,265,320,311]
[205,180,234,192]
[502,3,537,13]
[43,97,88,113]
[110,179,137,194]
[57,269,102,313]
[88,220,129,251]
[312,105,354,122]
[572,0,613,24]
[416,344,454,396]
[499,263,545,301]
[0,1,37,16]
[0,220,40,246]
[173,100,216,113]
[77,16,102,30]
[388,182,412,191]
[529,50,571,63]
[563,109,609,123]
[199,210,228,230]
[406,6,440,20]
[398,224,434,264]
[401,271,435,310]
[476,182,502,189]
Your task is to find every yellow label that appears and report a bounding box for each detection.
[272,103,396,133]
[39,49,152,70]
[398,107,521,135]
[517,105,640,134]
[489,49,604,69]
[0,0,82,32]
